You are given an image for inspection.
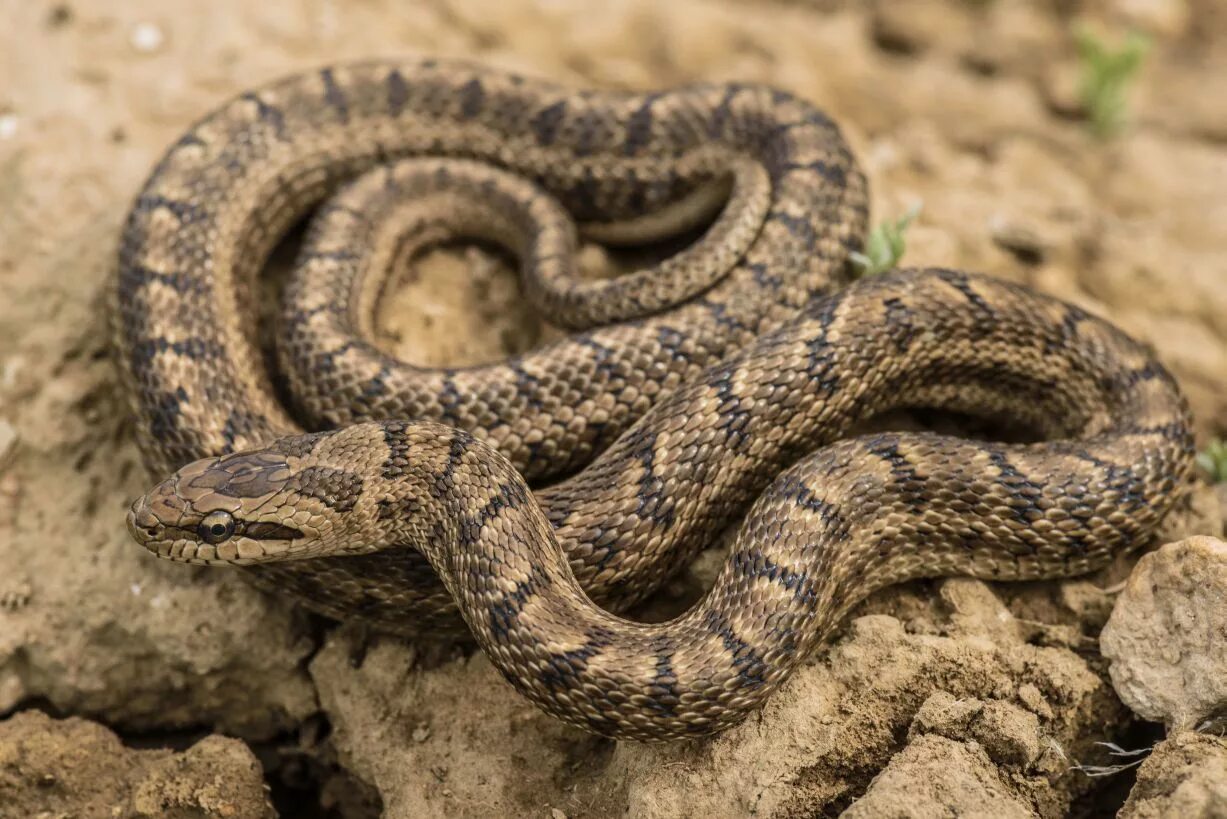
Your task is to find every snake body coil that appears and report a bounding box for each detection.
[116,59,1194,741]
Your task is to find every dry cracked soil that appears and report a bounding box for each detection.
[2,0,1226,817]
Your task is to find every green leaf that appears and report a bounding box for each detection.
[851,204,922,278]
[1197,439,1227,483]
[1074,25,1150,139]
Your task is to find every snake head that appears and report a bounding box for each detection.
[127,437,374,565]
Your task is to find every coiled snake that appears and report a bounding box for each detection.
[116,59,1194,741]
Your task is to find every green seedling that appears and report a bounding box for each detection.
[1074,26,1149,138]
[1197,438,1227,483]
[850,204,921,278]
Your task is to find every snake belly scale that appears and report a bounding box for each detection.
[116,59,1194,741]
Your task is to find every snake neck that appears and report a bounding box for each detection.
[364,420,839,741]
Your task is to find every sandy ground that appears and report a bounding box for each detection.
[1,0,1226,816]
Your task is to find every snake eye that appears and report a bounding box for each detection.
[198,510,235,544]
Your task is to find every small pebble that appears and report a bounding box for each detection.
[129,21,165,54]
[46,4,73,28]
[1,579,32,611]
[989,216,1048,265]
[0,113,18,141]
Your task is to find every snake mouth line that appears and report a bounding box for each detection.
[144,536,265,566]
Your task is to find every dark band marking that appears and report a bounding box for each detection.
[986,448,1045,529]
[881,296,919,353]
[770,474,846,529]
[147,386,190,443]
[777,159,847,185]
[623,93,660,156]
[803,297,843,396]
[382,421,413,480]
[935,268,996,336]
[628,428,675,529]
[538,626,616,691]
[134,194,205,224]
[645,637,681,718]
[709,363,751,451]
[702,610,767,689]
[732,549,817,608]
[458,78,485,119]
[386,69,409,116]
[129,336,224,367]
[707,85,741,139]
[268,431,332,458]
[462,480,532,545]
[220,409,263,452]
[286,466,364,513]
[376,494,423,522]
[241,521,303,540]
[768,211,818,247]
[118,264,206,297]
[241,92,287,141]
[530,100,567,146]
[320,68,349,123]
[866,436,929,514]
[486,563,549,641]
[509,362,545,411]
[431,431,472,500]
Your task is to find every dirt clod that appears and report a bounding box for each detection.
[0,710,274,818]
[1100,536,1227,731]
[1119,731,1227,819]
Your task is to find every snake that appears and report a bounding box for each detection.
[114,58,1195,741]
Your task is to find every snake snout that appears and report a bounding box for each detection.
[127,497,162,542]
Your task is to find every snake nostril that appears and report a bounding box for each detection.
[127,499,162,540]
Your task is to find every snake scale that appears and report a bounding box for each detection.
[116,58,1195,741]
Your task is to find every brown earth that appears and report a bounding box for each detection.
[1,0,1225,816]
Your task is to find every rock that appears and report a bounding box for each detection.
[909,692,1042,770]
[313,597,1124,817]
[0,709,274,818]
[939,578,1022,645]
[310,632,597,819]
[1058,581,1116,630]
[0,484,320,736]
[842,734,1034,819]
[910,691,984,739]
[972,701,1043,769]
[869,0,974,55]
[989,216,1049,265]
[1119,731,1227,818]
[1100,536,1227,731]
[1040,60,1086,119]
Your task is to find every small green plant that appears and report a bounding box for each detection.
[1074,26,1150,138]
[850,204,921,277]
[1197,438,1227,483]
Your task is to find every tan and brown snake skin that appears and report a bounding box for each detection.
[116,58,1195,741]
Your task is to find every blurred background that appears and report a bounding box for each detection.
[1,1,1224,817]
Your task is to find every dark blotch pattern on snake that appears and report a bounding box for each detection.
[115,59,1194,741]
